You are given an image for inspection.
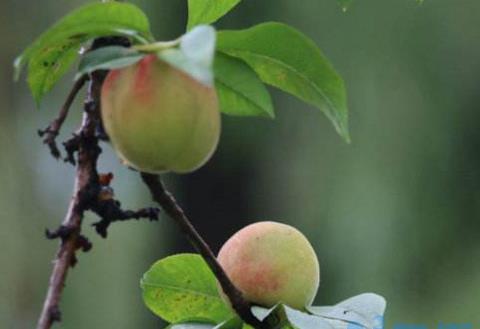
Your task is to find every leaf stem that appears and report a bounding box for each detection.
[133,39,181,52]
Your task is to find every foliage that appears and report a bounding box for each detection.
[14,0,350,142]
[142,254,387,329]
[11,0,391,327]
[14,2,153,104]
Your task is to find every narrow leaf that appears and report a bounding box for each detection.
[76,46,145,80]
[14,2,153,104]
[214,52,274,118]
[217,22,350,142]
[141,254,233,324]
[187,0,241,30]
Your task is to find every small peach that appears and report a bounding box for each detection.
[101,54,220,174]
[217,221,320,310]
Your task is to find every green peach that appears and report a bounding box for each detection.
[101,54,220,174]
[217,221,320,310]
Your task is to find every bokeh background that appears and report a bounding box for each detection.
[1,0,479,328]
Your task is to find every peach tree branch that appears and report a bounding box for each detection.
[141,173,266,329]
[36,37,158,329]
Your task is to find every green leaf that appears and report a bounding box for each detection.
[308,293,386,329]
[214,52,274,118]
[214,316,244,329]
[76,46,145,80]
[187,0,241,30]
[26,41,80,103]
[14,2,153,104]
[159,25,216,86]
[217,22,350,142]
[166,316,243,329]
[141,254,233,324]
[168,323,215,329]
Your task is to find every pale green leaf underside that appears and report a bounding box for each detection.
[187,0,241,30]
[214,52,274,118]
[14,2,153,104]
[163,293,387,329]
[159,25,217,86]
[308,293,386,329]
[254,304,334,329]
[217,22,350,142]
[141,254,233,324]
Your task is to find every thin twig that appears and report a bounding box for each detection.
[91,196,160,238]
[140,173,266,329]
[38,75,88,159]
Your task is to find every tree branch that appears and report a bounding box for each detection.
[36,71,104,329]
[38,75,88,159]
[140,173,266,329]
[35,35,157,329]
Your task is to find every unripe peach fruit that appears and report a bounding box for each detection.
[101,54,220,174]
[218,221,320,310]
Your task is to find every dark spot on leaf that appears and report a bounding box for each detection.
[69,33,87,41]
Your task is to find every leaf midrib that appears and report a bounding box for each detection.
[219,48,343,122]
[142,281,222,301]
[215,78,269,116]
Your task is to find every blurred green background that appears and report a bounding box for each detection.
[1,0,479,328]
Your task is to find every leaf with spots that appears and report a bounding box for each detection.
[14,2,153,105]
[141,254,234,324]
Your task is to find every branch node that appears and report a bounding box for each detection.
[45,225,75,242]
[91,197,160,238]
[62,134,81,165]
[76,235,93,253]
[49,306,61,323]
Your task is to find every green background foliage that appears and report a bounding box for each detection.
[1,0,480,328]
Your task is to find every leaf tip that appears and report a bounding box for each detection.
[13,55,24,81]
